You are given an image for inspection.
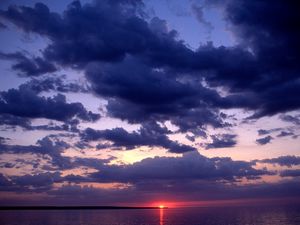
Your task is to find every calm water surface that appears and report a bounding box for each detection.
[1,205,300,225]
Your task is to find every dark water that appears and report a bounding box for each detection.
[1,205,300,225]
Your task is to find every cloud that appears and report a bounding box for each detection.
[0,1,147,66]
[12,172,62,189]
[206,134,237,149]
[87,57,237,134]
[0,76,92,131]
[0,151,272,194]
[0,52,56,77]
[277,131,295,138]
[280,114,300,125]
[89,151,270,183]
[0,136,9,144]
[0,0,300,205]
[0,174,12,190]
[20,75,90,94]
[197,0,300,118]
[0,114,31,128]
[3,149,299,205]
[256,136,273,145]
[257,128,282,136]
[0,136,71,169]
[2,178,300,205]
[191,4,214,33]
[1,0,299,125]
[259,156,300,167]
[257,128,296,140]
[280,170,300,178]
[0,114,81,132]
[81,121,197,153]
[0,85,100,122]
[27,121,79,133]
[0,136,112,171]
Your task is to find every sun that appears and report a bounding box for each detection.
[159,205,165,209]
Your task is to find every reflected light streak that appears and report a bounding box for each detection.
[159,207,164,225]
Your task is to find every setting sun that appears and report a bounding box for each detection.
[159,205,165,209]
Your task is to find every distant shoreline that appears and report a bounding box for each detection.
[0,206,167,210]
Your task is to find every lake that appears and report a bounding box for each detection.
[1,205,300,225]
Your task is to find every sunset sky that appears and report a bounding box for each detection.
[0,0,300,206]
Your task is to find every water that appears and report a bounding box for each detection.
[1,205,300,225]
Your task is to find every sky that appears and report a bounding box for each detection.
[0,0,300,207]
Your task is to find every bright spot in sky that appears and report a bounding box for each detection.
[159,205,165,209]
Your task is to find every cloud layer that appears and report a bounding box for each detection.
[0,0,300,205]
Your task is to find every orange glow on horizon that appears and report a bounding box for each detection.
[152,201,174,208]
[151,197,300,208]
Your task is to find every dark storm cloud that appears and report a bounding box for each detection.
[0,1,237,134]
[0,0,147,66]
[193,0,300,118]
[86,58,197,107]
[249,81,300,118]
[0,85,100,122]
[0,76,92,131]
[82,121,196,153]
[1,0,299,122]
[86,57,235,132]
[256,135,273,145]
[105,95,228,135]
[0,52,56,77]
[259,155,300,167]
[206,134,237,149]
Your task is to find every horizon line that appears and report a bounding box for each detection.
[0,206,169,210]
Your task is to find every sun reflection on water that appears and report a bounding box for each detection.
[160,207,164,225]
